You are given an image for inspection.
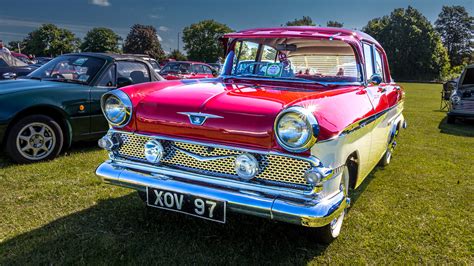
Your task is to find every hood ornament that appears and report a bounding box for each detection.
[177,112,223,126]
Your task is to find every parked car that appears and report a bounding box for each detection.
[11,52,34,65]
[96,27,406,243]
[125,54,161,74]
[0,53,38,80]
[447,64,474,123]
[207,63,222,73]
[35,57,53,65]
[0,53,162,163]
[159,61,217,80]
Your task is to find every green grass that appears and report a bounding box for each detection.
[0,83,473,264]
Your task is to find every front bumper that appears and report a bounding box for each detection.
[96,160,349,227]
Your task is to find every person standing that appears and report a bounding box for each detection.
[0,40,11,55]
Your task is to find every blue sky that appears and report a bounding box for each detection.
[1,0,472,53]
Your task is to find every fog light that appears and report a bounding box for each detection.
[234,153,259,180]
[98,135,119,151]
[451,95,461,105]
[144,140,164,163]
[304,169,322,186]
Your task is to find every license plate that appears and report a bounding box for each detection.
[146,187,226,223]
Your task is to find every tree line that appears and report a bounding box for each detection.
[6,5,472,81]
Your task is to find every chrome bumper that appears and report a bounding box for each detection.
[96,160,349,227]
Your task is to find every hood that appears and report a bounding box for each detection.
[134,79,344,150]
[0,78,78,95]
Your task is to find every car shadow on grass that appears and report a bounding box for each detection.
[438,116,474,137]
[0,192,333,264]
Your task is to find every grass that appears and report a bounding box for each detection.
[0,83,473,264]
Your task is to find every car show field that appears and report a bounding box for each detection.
[0,82,472,264]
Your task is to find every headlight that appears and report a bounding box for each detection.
[274,106,318,153]
[101,90,132,127]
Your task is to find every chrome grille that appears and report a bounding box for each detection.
[114,132,312,185]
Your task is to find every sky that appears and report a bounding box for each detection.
[0,0,472,53]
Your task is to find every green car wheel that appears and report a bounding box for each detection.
[5,115,64,164]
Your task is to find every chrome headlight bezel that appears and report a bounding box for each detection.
[101,90,133,128]
[274,106,319,153]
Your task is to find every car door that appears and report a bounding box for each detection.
[362,43,390,167]
[374,48,400,107]
[89,60,152,134]
[190,64,207,79]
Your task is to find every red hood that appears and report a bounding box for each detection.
[127,79,362,151]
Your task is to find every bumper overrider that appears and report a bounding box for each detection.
[95,133,349,228]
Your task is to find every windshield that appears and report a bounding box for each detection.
[227,38,361,83]
[28,55,105,84]
[0,53,28,67]
[161,62,191,74]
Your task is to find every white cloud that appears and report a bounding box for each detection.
[90,0,111,7]
[149,14,161,19]
[158,26,169,32]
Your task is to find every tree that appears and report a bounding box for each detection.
[168,49,187,61]
[327,21,344,28]
[363,6,450,81]
[182,20,232,62]
[81,27,121,53]
[22,24,80,56]
[285,16,315,26]
[7,40,23,53]
[123,24,164,60]
[435,6,473,67]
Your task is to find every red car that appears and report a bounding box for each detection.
[96,27,406,242]
[159,61,217,80]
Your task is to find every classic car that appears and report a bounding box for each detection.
[11,52,34,65]
[0,52,162,163]
[447,64,474,123]
[95,27,406,242]
[159,61,217,80]
[0,53,38,80]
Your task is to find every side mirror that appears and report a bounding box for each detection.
[368,73,383,86]
[2,72,17,79]
[117,77,133,88]
[212,70,218,77]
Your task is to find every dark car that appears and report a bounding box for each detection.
[0,52,163,163]
[35,57,53,65]
[447,64,474,124]
[159,61,217,80]
[0,53,38,79]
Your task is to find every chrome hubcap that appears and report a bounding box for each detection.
[16,123,56,160]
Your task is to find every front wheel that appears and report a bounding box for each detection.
[5,115,64,164]
[447,115,456,124]
[315,165,349,243]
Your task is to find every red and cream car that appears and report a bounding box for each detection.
[96,27,406,242]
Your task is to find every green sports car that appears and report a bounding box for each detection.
[0,53,163,163]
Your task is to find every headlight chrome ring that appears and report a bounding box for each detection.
[274,106,319,153]
[101,90,133,128]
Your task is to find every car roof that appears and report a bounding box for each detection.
[61,52,150,61]
[167,61,212,65]
[223,26,380,45]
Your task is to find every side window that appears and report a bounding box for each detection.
[374,49,385,82]
[192,64,204,73]
[202,65,213,74]
[97,65,116,87]
[116,61,151,84]
[363,43,374,80]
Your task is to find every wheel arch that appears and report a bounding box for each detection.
[345,151,359,189]
[3,105,73,149]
